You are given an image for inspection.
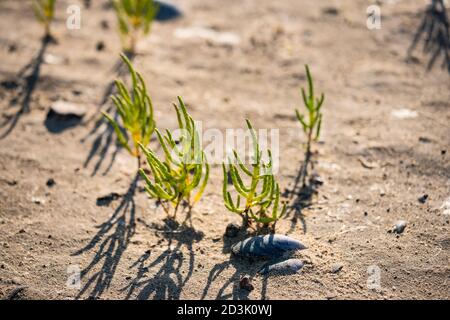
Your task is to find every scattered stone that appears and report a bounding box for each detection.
[231,234,306,257]
[174,27,241,46]
[45,101,86,133]
[31,196,45,205]
[239,276,254,292]
[96,192,121,206]
[224,223,240,238]
[440,197,450,216]
[391,108,418,119]
[43,53,67,65]
[331,263,344,274]
[259,259,304,275]
[418,194,428,204]
[418,137,432,143]
[309,172,324,186]
[442,150,446,155]
[46,178,56,187]
[100,20,109,29]
[50,101,86,118]
[392,220,407,234]
[322,7,339,15]
[96,41,105,51]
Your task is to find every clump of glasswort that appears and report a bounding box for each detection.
[102,53,155,167]
[295,65,325,184]
[32,0,56,39]
[139,97,209,220]
[222,120,286,233]
[112,0,159,55]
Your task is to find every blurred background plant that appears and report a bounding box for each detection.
[112,0,159,54]
[32,0,56,40]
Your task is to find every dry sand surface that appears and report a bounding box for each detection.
[0,0,449,300]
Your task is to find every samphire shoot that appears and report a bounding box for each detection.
[295,65,325,160]
[112,0,159,54]
[139,97,209,219]
[102,53,155,167]
[222,119,286,233]
[32,0,56,39]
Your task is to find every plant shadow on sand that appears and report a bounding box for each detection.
[121,218,203,300]
[201,231,270,300]
[282,149,322,235]
[80,52,135,177]
[0,36,54,139]
[407,0,450,74]
[72,173,139,299]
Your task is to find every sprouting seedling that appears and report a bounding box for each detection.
[295,65,325,159]
[222,119,286,233]
[102,53,155,168]
[139,97,209,219]
[112,0,159,54]
[32,0,56,39]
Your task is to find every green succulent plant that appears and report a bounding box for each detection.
[295,65,325,158]
[222,119,286,233]
[139,97,209,219]
[112,0,159,54]
[102,53,155,167]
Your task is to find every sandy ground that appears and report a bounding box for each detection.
[0,0,449,300]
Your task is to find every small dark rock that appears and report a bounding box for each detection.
[239,276,254,292]
[442,150,446,155]
[96,192,121,206]
[418,194,428,204]
[225,223,240,238]
[392,220,407,234]
[96,41,105,51]
[100,20,109,29]
[331,263,343,274]
[309,172,324,186]
[8,44,17,53]
[418,137,432,143]
[322,7,339,15]
[46,178,56,187]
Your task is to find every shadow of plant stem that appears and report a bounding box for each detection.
[408,0,450,73]
[121,221,203,300]
[201,235,268,300]
[0,36,52,139]
[81,52,135,176]
[72,173,139,299]
[282,148,317,235]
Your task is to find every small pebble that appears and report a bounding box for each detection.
[239,276,254,292]
[46,178,56,187]
[393,220,407,234]
[418,194,428,204]
[224,223,240,238]
[331,263,344,274]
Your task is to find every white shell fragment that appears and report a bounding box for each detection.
[50,101,86,117]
